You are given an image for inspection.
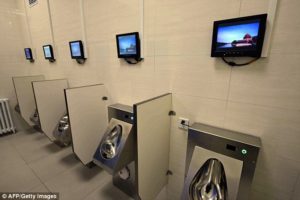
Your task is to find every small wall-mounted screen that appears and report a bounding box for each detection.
[24,48,33,60]
[43,45,54,60]
[211,14,267,57]
[116,32,140,59]
[69,40,84,59]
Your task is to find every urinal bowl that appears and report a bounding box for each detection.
[30,109,39,125]
[93,104,137,198]
[93,118,134,174]
[100,124,123,160]
[189,158,227,200]
[30,109,42,131]
[15,104,21,114]
[53,114,72,146]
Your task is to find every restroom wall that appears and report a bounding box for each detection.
[8,0,300,199]
[0,0,33,130]
[0,0,25,105]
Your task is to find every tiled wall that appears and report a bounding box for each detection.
[3,0,300,199]
[0,1,24,102]
[0,0,33,129]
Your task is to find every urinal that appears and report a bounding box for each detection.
[15,104,20,114]
[30,109,39,125]
[182,123,261,200]
[93,103,137,198]
[29,109,42,131]
[93,118,133,174]
[53,114,72,146]
[189,158,227,200]
[100,124,122,160]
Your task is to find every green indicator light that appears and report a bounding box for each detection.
[241,149,248,155]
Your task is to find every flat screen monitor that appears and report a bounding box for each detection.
[69,40,84,59]
[43,45,54,60]
[24,48,33,60]
[211,14,267,57]
[116,32,140,59]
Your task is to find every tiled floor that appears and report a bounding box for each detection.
[0,129,134,200]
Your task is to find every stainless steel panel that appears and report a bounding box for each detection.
[188,123,261,148]
[183,123,261,200]
[188,159,227,200]
[108,104,134,124]
[53,113,72,146]
[93,118,134,174]
[93,103,137,198]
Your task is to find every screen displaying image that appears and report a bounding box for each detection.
[70,42,82,57]
[43,46,52,58]
[118,35,137,55]
[216,20,260,50]
[25,48,32,59]
[211,14,267,57]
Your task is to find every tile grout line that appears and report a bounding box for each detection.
[7,133,52,193]
[81,180,106,200]
[27,164,52,193]
[172,90,300,113]
[8,137,53,165]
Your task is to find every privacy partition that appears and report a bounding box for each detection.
[134,93,172,200]
[64,84,109,165]
[12,75,45,125]
[32,79,69,141]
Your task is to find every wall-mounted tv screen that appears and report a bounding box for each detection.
[69,40,84,59]
[24,48,33,60]
[211,14,267,57]
[116,32,140,59]
[43,45,54,60]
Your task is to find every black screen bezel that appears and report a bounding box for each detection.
[24,48,33,60]
[42,45,54,60]
[116,32,140,59]
[211,14,267,58]
[69,40,85,59]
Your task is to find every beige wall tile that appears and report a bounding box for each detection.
[224,101,300,197]
[172,94,227,127]
[49,0,82,45]
[155,0,240,56]
[271,0,300,54]
[0,0,32,130]
[224,102,300,150]
[26,0,52,60]
[155,55,232,100]
[229,54,300,110]
[240,0,269,17]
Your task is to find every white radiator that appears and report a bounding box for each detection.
[0,98,16,134]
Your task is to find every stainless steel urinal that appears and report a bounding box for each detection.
[15,104,21,114]
[182,123,261,200]
[189,159,227,200]
[93,118,134,175]
[53,114,72,146]
[93,104,137,198]
[30,109,39,125]
[100,125,122,159]
[30,109,42,131]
